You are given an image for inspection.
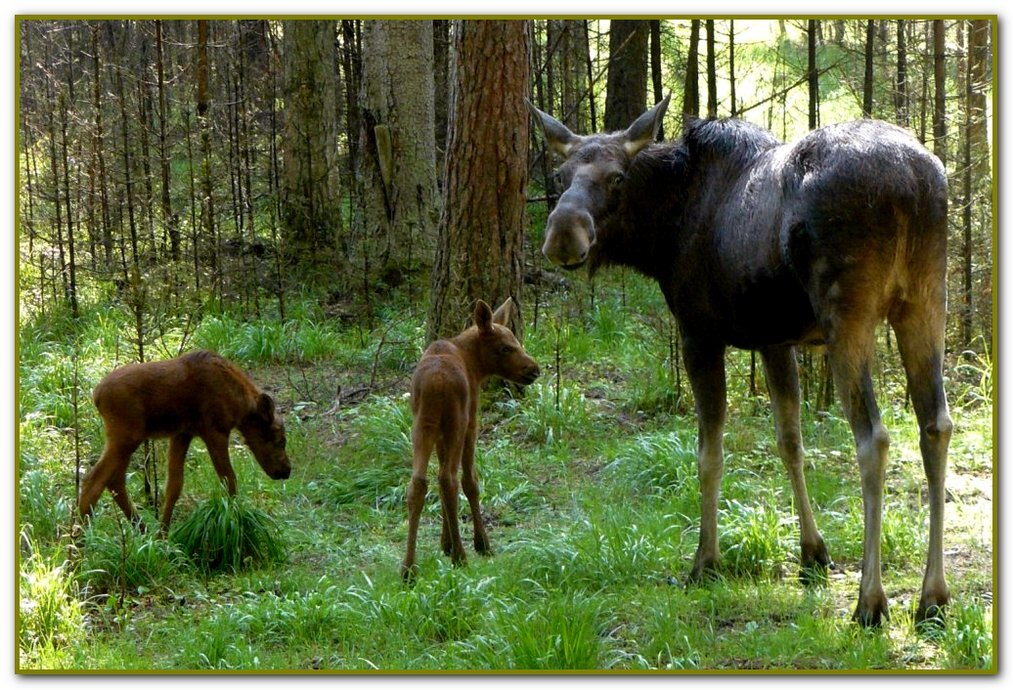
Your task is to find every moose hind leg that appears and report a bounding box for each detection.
[460,420,490,554]
[827,318,891,627]
[78,439,142,525]
[761,346,832,582]
[891,301,952,623]
[436,429,467,566]
[402,424,435,582]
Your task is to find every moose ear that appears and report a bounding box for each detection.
[526,98,582,158]
[257,392,276,420]
[623,94,671,158]
[491,297,515,326]
[473,300,493,332]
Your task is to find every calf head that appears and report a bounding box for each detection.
[528,95,670,269]
[239,392,292,480]
[473,298,540,385]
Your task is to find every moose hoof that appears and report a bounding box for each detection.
[914,591,949,630]
[474,534,491,555]
[853,593,890,628]
[799,543,834,587]
[400,563,418,585]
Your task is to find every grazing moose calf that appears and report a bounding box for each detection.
[78,350,291,533]
[530,96,952,626]
[401,298,540,580]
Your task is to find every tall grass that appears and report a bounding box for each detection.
[18,537,86,669]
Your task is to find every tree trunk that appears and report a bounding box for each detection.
[155,20,178,261]
[862,20,875,117]
[808,20,819,129]
[281,20,343,267]
[358,20,439,288]
[932,19,947,167]
[428,20,530,342]
[683,20,700,119]
[705,20,717,118]
[895,20,908,128]
[604,20,649,131]
[728,20,737,118]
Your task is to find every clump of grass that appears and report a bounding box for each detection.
[940,598,993,670]
[18,536,86,669]
[478,590,609,670]
[329,397,412,509]
[78,514,190,595]
[509,379,595,444]
[19,468,75,544]
[603,431,696,498]
[718,497,793,579]
[170,493,285,573]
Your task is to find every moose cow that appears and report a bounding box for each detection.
[78,350,291,533]
[402,298,540,581]
[529,96,952,627]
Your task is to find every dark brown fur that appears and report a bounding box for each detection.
[78,350,291,533]
[530,97,952,626]
[401,298,540,580]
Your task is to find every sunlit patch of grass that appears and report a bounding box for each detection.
[18,536,86,670]
[78,513,190,595]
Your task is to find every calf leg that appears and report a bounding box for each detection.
[437,428,467,566]
[460,417,490,554]
[203,431,237,496]
[891,301,952,623]
[402,424,435,581]
[78,439,142,526]
[159,434,193,534]
[761,345,832,581]
[683,338,727,581]
[827,319,890,627]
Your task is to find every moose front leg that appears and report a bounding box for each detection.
[683,339,728,581]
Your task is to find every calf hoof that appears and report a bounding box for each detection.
[853,592,890,628]
[400,563,418,585]
[474,533,491,555]
[799,542,834,586]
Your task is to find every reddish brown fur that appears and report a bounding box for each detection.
[401,298,540,580]
[78,350,291,533]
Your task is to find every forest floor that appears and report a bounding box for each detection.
[17,270,995,673]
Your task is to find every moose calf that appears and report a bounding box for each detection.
[401,298,540,580]
[78,350,291,534]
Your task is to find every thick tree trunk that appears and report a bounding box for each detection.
[604,20,649,131]
[358,20,439,286]
[281,20,343,266]
[683,20,700,119]
[428,20,529,342]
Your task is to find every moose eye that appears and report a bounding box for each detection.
[499,344,513,355]
[609,172,625,187]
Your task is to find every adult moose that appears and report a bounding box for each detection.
[79,350,291,534]
[529,95,951,627]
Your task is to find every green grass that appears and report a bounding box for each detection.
[16,280,995,673]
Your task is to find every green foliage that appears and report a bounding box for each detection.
[718,498,793,580]
[170,493,286,574]
[18,537,86,669]
[940,598,993,670]
[77,515,190,595]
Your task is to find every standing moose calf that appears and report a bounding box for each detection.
[78,350,291,534]
[401,298,540,580]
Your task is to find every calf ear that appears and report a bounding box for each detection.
[623,94,671,157]
[526,99,582,158]
[257,392,276,420]
[473,300,493,332]
[492,297,515,326]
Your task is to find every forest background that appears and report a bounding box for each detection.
[11,6,999,676]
